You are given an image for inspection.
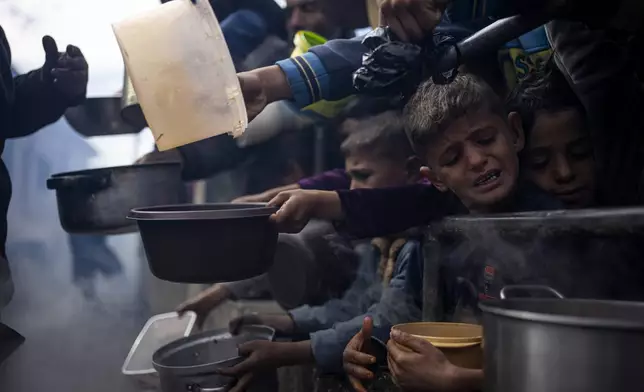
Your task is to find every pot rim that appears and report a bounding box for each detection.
[479,298,644,330]
[128,203,278,221]
[49,162,181,178]
[152,326,275,373]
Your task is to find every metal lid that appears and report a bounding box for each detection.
[49,162,181,179]
[432,207,644,236]
[128,203,278,221]
[152,325,275,375]
[480,298,644,330]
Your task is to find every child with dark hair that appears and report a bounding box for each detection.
[215,110,426,390]
[268,73,562,391]
[507,61,596,208]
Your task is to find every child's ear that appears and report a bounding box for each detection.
[420,166,449,192]
[507,111,525,153]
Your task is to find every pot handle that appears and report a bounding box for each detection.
[500,285,565,300]
[46,173,112,192]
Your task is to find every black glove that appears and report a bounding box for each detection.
[41,35,88,106]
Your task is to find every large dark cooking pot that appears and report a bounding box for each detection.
[128,203,278,283]
[153,325,275,392]
[64,97,145,136]
[480,285,644,392]
[47,163,185,234]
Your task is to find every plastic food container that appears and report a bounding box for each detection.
[122,311,197,390]
[112,0,247,151]
[392,322,483,369]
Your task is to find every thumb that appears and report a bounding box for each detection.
[42,36,59,61]
[390,329,433,353]
[361,317,373,339]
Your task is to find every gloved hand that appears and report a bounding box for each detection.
[41,35,88,106]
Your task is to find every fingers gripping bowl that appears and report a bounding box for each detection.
[129,203,278,283]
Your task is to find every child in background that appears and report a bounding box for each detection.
[217,110,426,391]
[507,60,597,208]
[266,74,562,392]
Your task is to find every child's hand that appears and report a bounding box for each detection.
[387,329,462,392]
[176,283,231,328]
[268,190,343,233]
[342,317,376,392]
[217,341,312,392]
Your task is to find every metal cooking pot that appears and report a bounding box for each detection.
[480,285,644,392]
[153,325,275,392]
[47,163,185,234]
[121,72,147,129]
[128,203,278,283]
[64,97,145,137]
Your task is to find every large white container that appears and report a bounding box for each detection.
[112,0,247,151]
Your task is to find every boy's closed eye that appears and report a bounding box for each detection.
[567,139,593,160]
[526,148,550,170]
[348,169,373,182]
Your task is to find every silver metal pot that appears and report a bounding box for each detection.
[480,285,644,392]
[153,326,275,392]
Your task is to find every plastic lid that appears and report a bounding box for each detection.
[122,311,197,375]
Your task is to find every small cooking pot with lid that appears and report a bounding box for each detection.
[153,325,275,392]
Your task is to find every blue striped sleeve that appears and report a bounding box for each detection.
[277,52,328,108]
[276,36,367,108]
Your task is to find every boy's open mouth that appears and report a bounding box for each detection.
[474,169,501,187]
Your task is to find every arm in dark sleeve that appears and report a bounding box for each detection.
[298,169,351,191]
[289,244,376,333]
[546,21,644,206]
[309,242,423,373]
[337,184,463,239]
[222,274,270,300]
[177,135,246,181]
[9,71,70,138]
[2,28,71,138]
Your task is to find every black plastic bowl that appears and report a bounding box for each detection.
[129,203,278,283]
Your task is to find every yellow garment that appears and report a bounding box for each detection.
[371,237,409,287]
[292,31,355,119]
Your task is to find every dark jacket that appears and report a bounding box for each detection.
[290,240,423,373]
[0,26,71,307]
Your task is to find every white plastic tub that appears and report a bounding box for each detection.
[122,311,196,390]
[112,0,247,151]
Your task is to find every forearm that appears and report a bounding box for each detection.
[255,65,292,104]
[312,191,345,221]
[449,367,484,391]
[336,185,462,239]
[281,341,315,365]
[10,69,70,138]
